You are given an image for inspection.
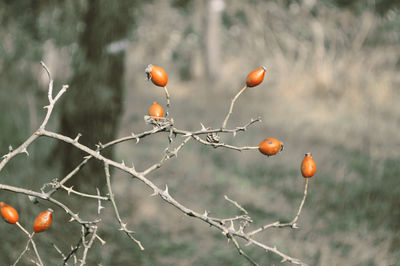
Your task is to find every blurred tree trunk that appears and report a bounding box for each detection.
[57,0,136,190]
[205,0,225,81]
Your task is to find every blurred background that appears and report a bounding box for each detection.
[0,0,399,265]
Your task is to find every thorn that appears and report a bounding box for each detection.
[21,148,29,156]
[28,195,39,204]
[149,190,158,197]
[69,217,75,222]
[8,145,13,152]
[200,123,207,131]
[73,133,82,142]
[292,223,299,229]
[96,235,106,245]
[83,155,91,159]
[121,160,125,166]
[119,223,127,231]
[245,241,252,247]
[203,210,209,217]
[281,258,288,263]
[43,105,50,109]
[163,185,169,195]
[65,186,73,195]
[229,220,235,232]
[238,225,244,234]
[131,162,136,171]
[233,131,237,137]
[136,137,140,144]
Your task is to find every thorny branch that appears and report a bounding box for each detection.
[13,222,43,266]
[104,163,144,250]
[0,62,311,265]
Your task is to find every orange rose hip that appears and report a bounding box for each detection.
[148,102,164,120]
[246,66,267,87]
[301,153,316,178]
[33,209,53,233]
[145,64,168,87]
[258,138,283,156]
[0,202,19,224]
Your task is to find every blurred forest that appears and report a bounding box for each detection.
[0,0,399,265]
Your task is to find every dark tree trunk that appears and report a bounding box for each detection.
[57,0,135,190]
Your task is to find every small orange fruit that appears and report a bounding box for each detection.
[301,153,316,178]
[246,66,267,87]
[148,102,164,120]
[0,202,19,224]
[145,64,168,87]
[258,138,284,156]
[33,209,53,233]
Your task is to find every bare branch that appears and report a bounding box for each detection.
[192,135,258,151]
[163,86,171,117]
[104,163,144,250]
[14,223,43,266]
[222,85,247,129]
[248,179,309,236]
[230,236,259,266]
[224,195,248,214]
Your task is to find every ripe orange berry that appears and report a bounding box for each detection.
[33,209,53,233]
[0,202,19,224]
[258,138,284,156]
[246,66,267,87]
[301,153,316,178]
[148,102,164,120]
[145,64,168,87]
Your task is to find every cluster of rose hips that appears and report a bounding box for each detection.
[145,64,316,179]
[0,202,53,233]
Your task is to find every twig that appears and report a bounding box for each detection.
[222,85,247,129]
[248,179,309,236]
[14,223,43,266]
[224,195,248,214]
[60,184,109,200]
[46,156,92,197]
[192,135,258,151]
[141,135,192,176]
[0,62,67,173]
[63,226,89,265]
[230,235,259,266]
[174,116,261,137]
[52,243,67,262]
[104,163,144,250]
[163,86,171,117]
[80,225,98,266]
